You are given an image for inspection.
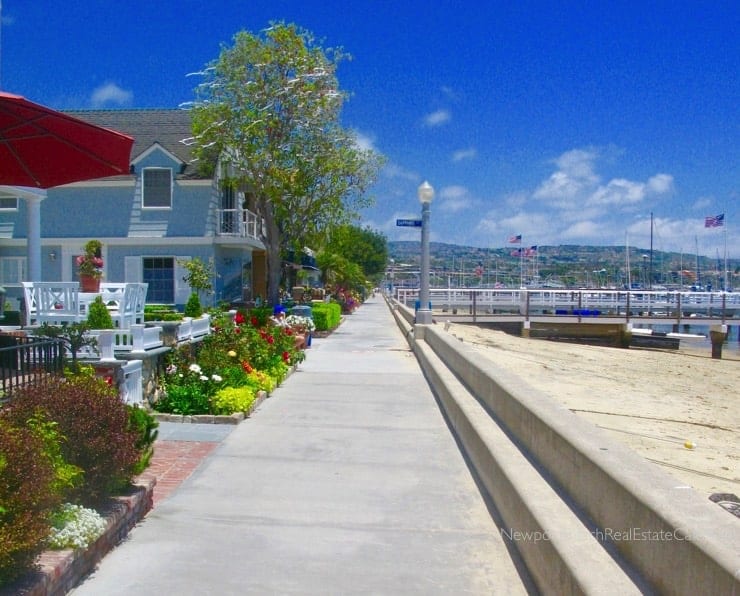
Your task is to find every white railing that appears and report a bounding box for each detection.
[120,360,143,405]
[217,208,263,240]
[77,325,164,360]
[396,288,740,321]
[176,314,211,344]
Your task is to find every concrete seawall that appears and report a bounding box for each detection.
[389,298,740,594]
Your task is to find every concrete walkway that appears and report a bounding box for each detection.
[71,296,532,595]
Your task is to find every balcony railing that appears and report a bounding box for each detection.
[217,208,263,240]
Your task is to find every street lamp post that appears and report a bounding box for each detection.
[416,181,434,324]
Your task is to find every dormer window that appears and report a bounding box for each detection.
[142,168,172,208]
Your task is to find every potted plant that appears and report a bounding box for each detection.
[76,240,104,292]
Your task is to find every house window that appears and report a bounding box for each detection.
[142,257,174,303]
[0,257,27,283]
[220,185,237,234]
[0,197,19,210]
[142,168,172,208]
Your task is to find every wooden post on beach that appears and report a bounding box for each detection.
[522,320,531,338]
[709,324,727,359]
[617,323,632,348]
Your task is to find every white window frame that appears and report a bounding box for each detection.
[142,168,173,209]
[0,257,27,284]
[0,197,19,211]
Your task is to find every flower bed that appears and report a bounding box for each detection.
[152,307,305,417]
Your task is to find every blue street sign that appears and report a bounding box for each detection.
[396,218,422,227]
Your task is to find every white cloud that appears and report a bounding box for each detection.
[647,173,674,194]
[382,162,418,182]
[533,148,674,216]
[438,185,472,213]
[451,148,477,162]
[692,196,713,211]
[423,109,451,127]
[533,149,600,205]
[352,129,377,152]
[90,82,133,107]
[587,178,647,206]
[560,220,603,240]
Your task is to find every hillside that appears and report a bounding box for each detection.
[387,241,737,289]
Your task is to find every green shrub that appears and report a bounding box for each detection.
[87,295,114,329]
[0,419,60,584]
[26,414,84,497]
[127,406,159,475]
[144,304,183,322]
[311,302,341,331]
[3,377,141,506]
[183,292,203,318]
[211,386,256,415]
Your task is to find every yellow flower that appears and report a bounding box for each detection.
[228,350,237,358]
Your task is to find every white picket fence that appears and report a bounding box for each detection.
[120,360,143,405]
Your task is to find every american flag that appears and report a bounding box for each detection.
[524,245,538,257]
[508,234,522,244]
[510,248,522,257]
[704,214,724,228]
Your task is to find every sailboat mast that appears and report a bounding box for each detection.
[649,212,653,290]
[626,232,631,289]
[695,236,700,287]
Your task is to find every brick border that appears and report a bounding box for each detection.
[2,478,155,596]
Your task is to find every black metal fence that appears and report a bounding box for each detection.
[0,334,65,402]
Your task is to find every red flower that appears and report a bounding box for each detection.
[241,361,253,373]
[234,312,245,325]
[267,336,274,344]
[282,351,291,362]
[250,316,259,327]
[283,327,293,336]
[234,328,241,334]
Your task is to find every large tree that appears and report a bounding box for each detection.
[323,224,388,281]
[189,22,385,304]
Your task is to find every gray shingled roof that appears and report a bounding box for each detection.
[64,109,207,179]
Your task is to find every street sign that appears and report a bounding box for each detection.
[396,219,422,227]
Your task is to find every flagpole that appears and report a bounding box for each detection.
[724,214,729,291]
[520,235,524,288]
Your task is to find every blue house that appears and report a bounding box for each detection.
[0,109,268,312]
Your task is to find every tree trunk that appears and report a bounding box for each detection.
[262,205,283,305]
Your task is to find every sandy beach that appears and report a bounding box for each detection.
[444,323,740,501]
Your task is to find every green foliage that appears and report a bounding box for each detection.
[179,257,215,294]
[144,304,183,321]
[153,307,304,415]
[211,386,257,415]
[311,302,341,331]
[26,415,84,497]
[184,292,203,318]
[87,295,114,329]
[33,322,96,371]
[0,419,59,584]
[323,224,388,281]
[127,406,159,475]
[157,362,218,415]
[3,377,141,506]
[190,21,385,304]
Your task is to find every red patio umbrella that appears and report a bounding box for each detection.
[0,91,134,188]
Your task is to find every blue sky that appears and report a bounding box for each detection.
[1,1,737,257]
